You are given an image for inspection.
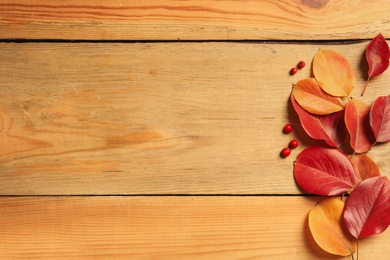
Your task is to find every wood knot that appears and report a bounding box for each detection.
[301,0,329,9]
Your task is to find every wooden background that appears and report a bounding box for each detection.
[0,0,389,258]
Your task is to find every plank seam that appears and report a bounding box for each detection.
[0,194,321,197]
[0,38,372,44]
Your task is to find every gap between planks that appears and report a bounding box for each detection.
[1,0,390,41]
[0,39,373,44]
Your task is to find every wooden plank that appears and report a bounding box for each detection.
[1,41,389,195]
[0,196,388,259]
[1,0,390,41]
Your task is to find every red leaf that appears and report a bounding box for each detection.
[294,146,356,196]
[370,95,390,142]
[367,34,390,78]
[344,99,376,153]
[343,176,390,238]
[291,94,345,148]
[362,34,390,95]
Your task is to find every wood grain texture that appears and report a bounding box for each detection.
[1,41,389,195]
[0,196,388,259]
[1,0,390,40]
[2,2,390,259]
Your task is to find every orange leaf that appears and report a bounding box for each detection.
[345,99,376,153]
[309,198,357,256]
[292,78,344,115]
[313,49,355,97]
[348,154,380,185]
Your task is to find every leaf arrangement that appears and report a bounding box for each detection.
[291,34,390,258]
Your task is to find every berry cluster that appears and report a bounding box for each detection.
[280,123,299,158]
[289,60,306,75]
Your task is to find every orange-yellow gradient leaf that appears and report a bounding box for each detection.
[292,78,344,115]
[345,99,376,153]
[309,198,357,256]
[313,49,355,97]
[348,154,380,185]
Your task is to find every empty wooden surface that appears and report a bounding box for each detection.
[1,0,390,40]
[1,41,389,195]
[1,196,389,259]
[1,0,390,259]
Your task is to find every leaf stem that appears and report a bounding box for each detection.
[356,239,359,260]
[361,77,370,96]
[349,238,358,260]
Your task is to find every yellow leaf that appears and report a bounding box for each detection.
[292,78,344,115]
[313,49,355,97]
[309,198,357,256]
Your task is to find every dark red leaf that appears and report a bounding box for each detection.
[294,146,356,196]
[344,99,376,153]
[362,34,390,95]
[291,94,345,148]
[343,176,390,238]
[370,95,390,142]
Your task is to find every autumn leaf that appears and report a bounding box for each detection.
[362,34,390,96]
[309,198,357,256]
[294,146,356,196]
[345,99,376,153]
[370,95,390,142]
[292,78,344,115]
[313,49,355,97]
[367,34,390,78]
[343,176,390,239]
[291,94,345,147]
[348,154,380,185]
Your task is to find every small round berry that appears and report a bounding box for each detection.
[289,139,299,149]
[297,61,306,69]
[283,123,293,134]
[290,67,298,75]
[280,147,291,158]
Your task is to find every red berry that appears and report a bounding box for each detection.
[297,61,306,69]
[289,139,299,149]
[283,123,293,134]
[290,67,298,75]
[281,147,291,158]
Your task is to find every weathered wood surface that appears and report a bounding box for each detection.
[1,41,389,195]
[0,196,389,259]
[1,0,390,40]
